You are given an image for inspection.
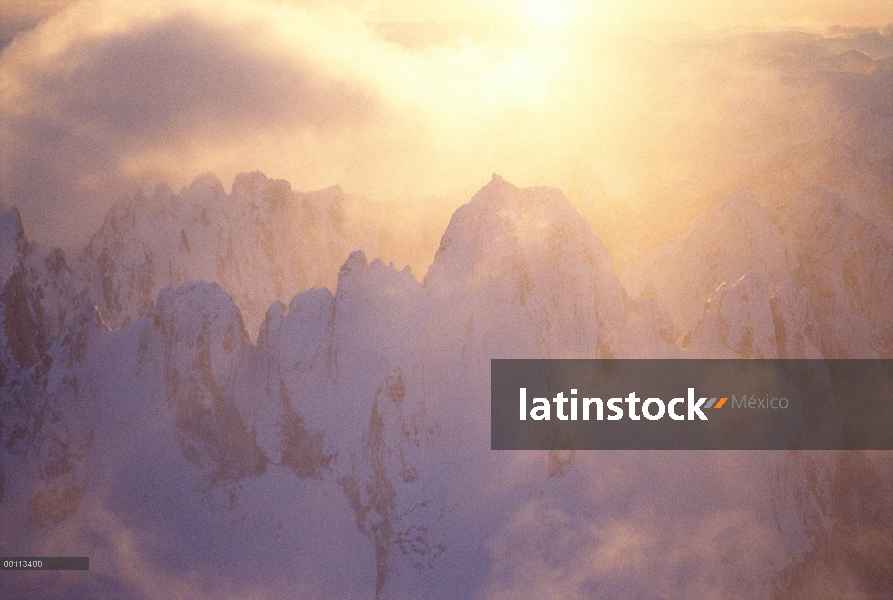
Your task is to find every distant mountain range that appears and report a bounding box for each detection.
[0,170,889,598]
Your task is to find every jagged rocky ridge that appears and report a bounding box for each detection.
[624,185,893,358]
[0,173,890,598]
[80,171,366,335]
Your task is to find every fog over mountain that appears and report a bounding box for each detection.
[3,0,893,262]
[0,167,890,598]
[1,1,893,598]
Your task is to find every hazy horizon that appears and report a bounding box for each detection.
[3,0,893,269]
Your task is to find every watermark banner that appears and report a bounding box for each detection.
[491,359,893,450]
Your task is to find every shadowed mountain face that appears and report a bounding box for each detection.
[0,172,890,599]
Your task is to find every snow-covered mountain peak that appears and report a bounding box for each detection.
[152,181,176,203]
[420,178,626,359]
[150,281,250,383]
[425,177,614,287]
[693,186,780,244]
[338,248,369,279]
[180,172,226,204]
[773,184,848,238]
[336,251,416,296]
[143,281,268,487]
[231,171,292,203]
[77,171,360,335]
[684,273,778,358]
[772,184,893,357]
[684,272,825,359]
[152,281,247,341]
[624,186,796,340]
[331,250,421,371]
[1,164,890,598]
[626,179,891,357]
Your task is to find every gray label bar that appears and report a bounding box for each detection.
[1,557,89,570]
[491,359,893,450]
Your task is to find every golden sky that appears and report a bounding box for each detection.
[364,0,893,30]
[2,0,893,256]
[3,0,893,29]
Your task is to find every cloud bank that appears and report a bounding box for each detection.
[2,0,893,260]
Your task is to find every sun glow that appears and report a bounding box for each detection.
[6,0,893,263]
[524,1,577,30]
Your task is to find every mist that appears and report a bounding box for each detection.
[2,0,892,269]
[0,2,892,598]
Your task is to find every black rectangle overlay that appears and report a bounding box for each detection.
[491,360,893,450]
[1,557,89,570]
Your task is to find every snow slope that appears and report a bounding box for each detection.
[0,173,889,598]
